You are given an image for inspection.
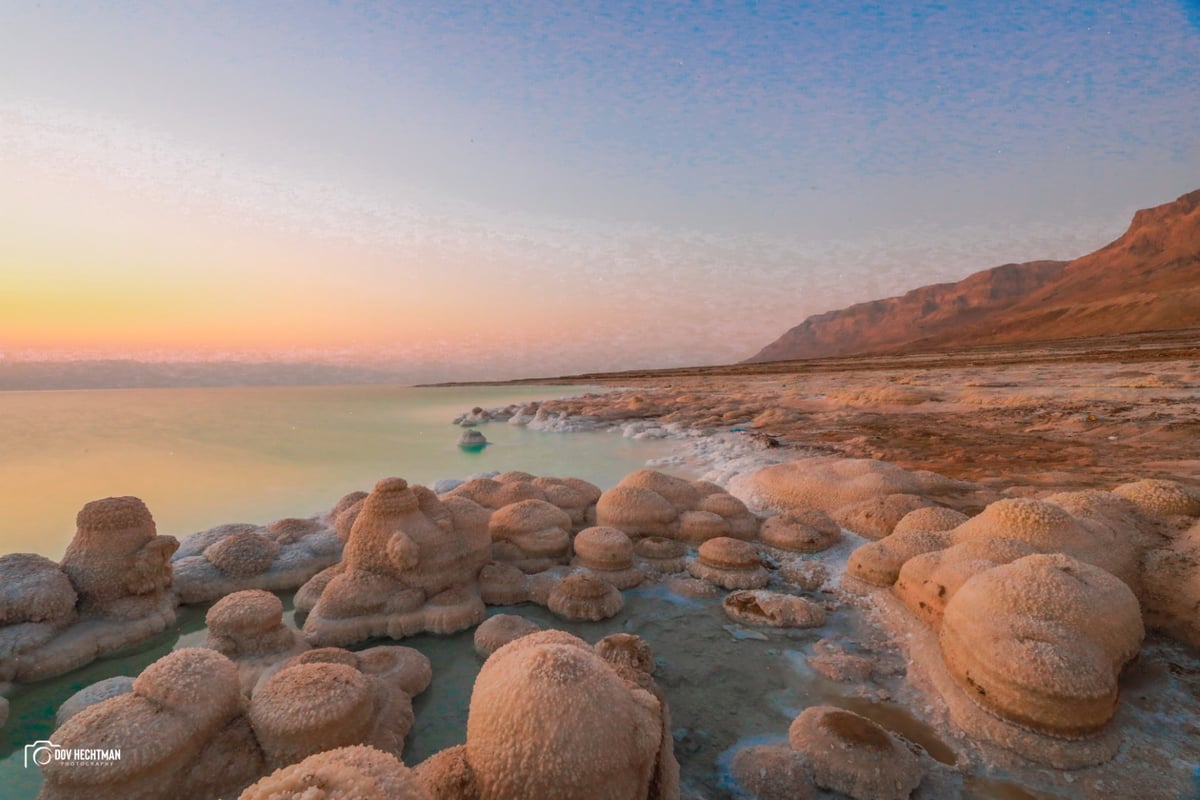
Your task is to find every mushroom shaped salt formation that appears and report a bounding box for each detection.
[40,648,254,800]
[831,494,934,540]
[0,553,77,628]
[204,590,307,691]
[304,477,490,646]
[688,537,768,589]
[572,526,644,589]
[893,538,1036,627]
[547,573,624,621]
[634,536,688,574]
[488,499,572,573]
[473,613,541,658]
[1112,478,1200,519]
[595,485,679,539]
[788,705,922,800]
[891,506,969,537]
[477,562,530,605]
[939,553,1143,736]
[59,496,178,619]
[846,530,952,587]
[464,630,675,800]
[723,590,826,628]
[239,745,431,800]
[758,509,841,553]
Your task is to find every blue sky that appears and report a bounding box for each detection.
[1,1,1197,377]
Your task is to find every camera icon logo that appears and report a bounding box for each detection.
[24,740,57,768]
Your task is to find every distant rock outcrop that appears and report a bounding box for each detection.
[747,188,1200,362]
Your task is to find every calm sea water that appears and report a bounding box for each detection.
[0,384,680,559]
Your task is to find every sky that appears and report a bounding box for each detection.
[2,1,1198,382]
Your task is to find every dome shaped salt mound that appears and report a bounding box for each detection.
[891,505,969,537]
[689,537,768,589]
[266,517,322,545]
[619,469,702,511]
[446,477,547,509]
[204,590,307,691]
[0,553,77,626]
[846,530,952,587]
[531,475,603,529]
[478,562,530,605]
[473,613,541,658]
[1112,478,1200,519]
[595,485,678,538]
[239,745,431,800]
[831,494,934,540]
[723,590,826,628]
[488,499,572,573]
[634,536,688,574]
[60,495,178,617]
[739,457,977,516]
[939,553,1143,736]
[788,705,923,800]
[758,509,841,553]
[465,630,676,800]
[1139,519,1200,646]
[40,648,250,800]
[572,526,644,589]
[894,538,1037,627]
[304,477,491,647]
[204,531,281,578]
[547,573,624,621]
[695,491,759,540]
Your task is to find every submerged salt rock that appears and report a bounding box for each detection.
[832,494,934,540]
[723,590,826,628]
[474,614,541,658]
[891,506,969,537]
[894,538,1036,626]
[730,744,816,800]
[788,705,922,800]
[939,553,1143,736]
[239,744,431,800]
[40,649,248,800]
[1112,478,1200,518]
[0,553,77,626]
[688,537,768,589]
[759,509,841,553]
[547,573,624,621]
[634,536,688,574]
[465,630,674,800]
[60,496,178,618]
[846,530,952,587]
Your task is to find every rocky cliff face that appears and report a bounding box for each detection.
[747,188,1200,362]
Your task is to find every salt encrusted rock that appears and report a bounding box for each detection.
[462,630,677,800]
[203,590,308,692]
[779,560,831,591]
[831,494,934,540]
[239,745,431,800]
[303,477,490,647]
[0,553,77,626]
[56,676,134,727]
[488,499,573,573]
[846,530,952,587]
[939,553,1143,736]
[688,537,769,589]
[1112,478,1200,518]
[60,496,177,618]
[547,573,624,621]
[40,649,256,800]
[1,497,178,684]
[458,429,488,448]
[1140,519,1200,646]
[634,536,688,574]
[174,511,342,605]
[758,509,841,553]
[473,614,541,658]
[894,538,1037,626]
[723,590,826,628]
[891,506,969,537]
[730,745,816,800]
[738,457,977,516]
[572,526,644,589]
[789,706,922,800]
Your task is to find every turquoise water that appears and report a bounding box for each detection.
[0,384,680,559]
